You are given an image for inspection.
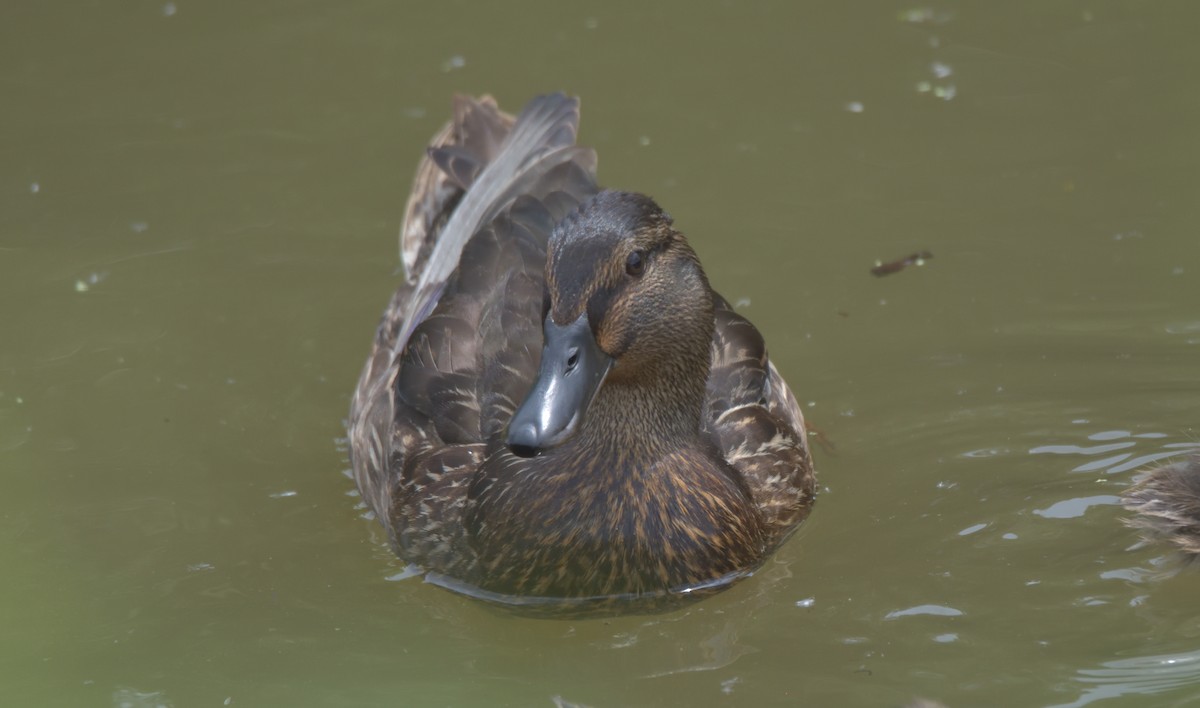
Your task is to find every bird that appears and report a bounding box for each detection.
[1122,451,1200,560]
[348,93,815,612]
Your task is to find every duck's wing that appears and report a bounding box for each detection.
[703,294,816,545]
[350,94,598,536]
[396,173,594,450]
[398,95,514,282]
[397,94,592,354]
[351,97,514,511]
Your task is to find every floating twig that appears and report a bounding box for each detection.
[871,250,933,277]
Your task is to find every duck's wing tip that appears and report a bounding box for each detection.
[505,92,582,156]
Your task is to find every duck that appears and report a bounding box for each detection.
[1122,451,1200,560]
[348,93,815,611]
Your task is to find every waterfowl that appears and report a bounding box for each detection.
[348,93,815,610]
[1122,452,1200,560]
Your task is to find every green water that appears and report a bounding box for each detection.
[4,2,1199,706]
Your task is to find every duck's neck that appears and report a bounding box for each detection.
[576,318,713,461]
[585,378,703,455]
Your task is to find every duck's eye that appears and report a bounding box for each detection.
[625,250,645,277]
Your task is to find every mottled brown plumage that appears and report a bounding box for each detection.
[1122,452,1200,560]
[348,93,815,612]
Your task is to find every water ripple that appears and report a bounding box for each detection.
[884,604,963,620]
[1049,648,1200,707]
[1033,495,1120,520]
[1030,429,1200,475]
[1030,441,1136,458]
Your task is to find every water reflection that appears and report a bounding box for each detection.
[112,687,174,708]
[884,604,964,620]
[1031,428,1200,475]
[1051,648,1200,707]
[1164,320,1200,345]
[1033,495,1120,520]
[640,620,756,678]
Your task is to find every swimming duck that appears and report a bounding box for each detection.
[348,93,815,609]
[1122,452,1200,560]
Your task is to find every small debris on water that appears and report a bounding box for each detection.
[807,426,837,455]
[933,84,956,100]
[915,60,956,101]
[871,251,933,277]
[74,271,109,293]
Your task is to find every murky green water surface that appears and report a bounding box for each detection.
[4,2,1200,706]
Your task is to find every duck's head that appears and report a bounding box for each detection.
[506,190,714,458]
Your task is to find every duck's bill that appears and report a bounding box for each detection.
[507,312,612,457]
